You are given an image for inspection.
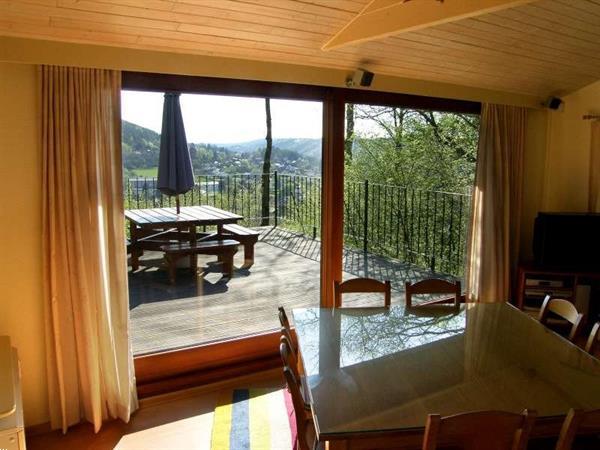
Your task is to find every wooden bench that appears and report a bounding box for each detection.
[160,239,239,284]
[221,224,260,267]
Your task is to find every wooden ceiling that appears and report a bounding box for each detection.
[1,0,600,97]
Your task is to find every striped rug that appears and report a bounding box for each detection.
[211,388,297,450]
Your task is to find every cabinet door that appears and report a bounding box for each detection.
[0,431,20,450]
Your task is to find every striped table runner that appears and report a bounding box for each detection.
[211,388,297,450]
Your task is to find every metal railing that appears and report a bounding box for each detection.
[124,173,471,276]
[343,181,471,276]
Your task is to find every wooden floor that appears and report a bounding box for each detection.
[27,370,597,450]
[26,368,589,450]
[129,227,454,355]
[27,370,284,450]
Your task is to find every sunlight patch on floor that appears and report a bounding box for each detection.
[115,392,218,450]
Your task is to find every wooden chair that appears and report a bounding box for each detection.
[585,322,600,355]
[278,306,297,353]
[538,296,584,342]
[280,340,323,450]
[405,278,461,308]
[334,278,391,308]
[280,333,310,411]
[279,307,310,410]
[422,410,536,450]
[556,408,600,450]
[278,306,291,331]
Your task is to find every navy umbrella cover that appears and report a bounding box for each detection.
[157,92,195,209]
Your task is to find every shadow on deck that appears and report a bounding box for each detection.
[128,226,457,355]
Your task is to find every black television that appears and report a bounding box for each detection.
[533,212,600,270]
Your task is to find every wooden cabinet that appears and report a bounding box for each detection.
[517,263,600,323]
[0,337,25,450]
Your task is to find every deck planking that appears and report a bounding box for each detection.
[129,227,456,355]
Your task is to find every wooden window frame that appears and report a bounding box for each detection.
[122,71,480,396]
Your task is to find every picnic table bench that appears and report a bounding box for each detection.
[220,224,260,267]
[161,239,239,284]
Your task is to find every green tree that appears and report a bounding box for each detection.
[345,103,355,162]
[261,98,273,226]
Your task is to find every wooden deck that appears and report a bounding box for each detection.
[129,227,455,355]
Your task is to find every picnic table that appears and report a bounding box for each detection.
[125,205,243,271]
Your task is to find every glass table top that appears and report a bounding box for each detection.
[292,303,600,438]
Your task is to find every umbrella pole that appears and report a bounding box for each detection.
[176,195,180,214]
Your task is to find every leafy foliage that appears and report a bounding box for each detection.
[346,107,479,194]
[342,106,479,276]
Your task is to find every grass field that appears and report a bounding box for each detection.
[131,167,158,177]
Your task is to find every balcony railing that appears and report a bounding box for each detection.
[124,173,471,276]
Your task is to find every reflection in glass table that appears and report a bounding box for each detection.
[292,303,600,446]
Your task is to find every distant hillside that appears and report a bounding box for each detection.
[221,138,321,158]
[121,120,321,176]
[122,121,160,154]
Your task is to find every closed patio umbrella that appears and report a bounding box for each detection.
[157,92,194,214]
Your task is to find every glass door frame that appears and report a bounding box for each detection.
[123,71,480,397]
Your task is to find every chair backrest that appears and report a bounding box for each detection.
[405,278,461,308]
[278,306,291,331]
[556,408,600,450]
[538,296,584,341]
[585,322,600,355]
[280,340,313,450]
[278,306,298,360]
[422,410,536,450]
[334,278,391,308]
[280,333,299,375]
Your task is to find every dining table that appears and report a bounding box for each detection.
[292,303,600,449]
[125,205,243,270]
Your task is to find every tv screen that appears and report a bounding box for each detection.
[533,212,600,270]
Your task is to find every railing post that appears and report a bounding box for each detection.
[363,179,369,253]
[274,171,278,227]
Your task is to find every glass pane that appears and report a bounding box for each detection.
[342,104,480,306]
[122,91,323,355]
[293,303,600,436]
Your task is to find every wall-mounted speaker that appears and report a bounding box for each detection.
[544,96,563,110]
[346,69,375,88]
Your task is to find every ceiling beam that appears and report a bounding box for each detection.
[322,0,537,51]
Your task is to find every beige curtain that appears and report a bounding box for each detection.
[41,65,138,433]
[589,121,600,213]
[466,103,527,303]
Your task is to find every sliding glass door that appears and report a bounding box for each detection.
[122,90,323,356]
[341,102,480,306]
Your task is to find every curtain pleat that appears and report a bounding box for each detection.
[466,103,527,303]
[589,121,600,213]
[41,65,138,433]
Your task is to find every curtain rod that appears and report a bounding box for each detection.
[583,114,600,120]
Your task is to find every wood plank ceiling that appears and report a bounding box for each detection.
[1,0,600,97]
